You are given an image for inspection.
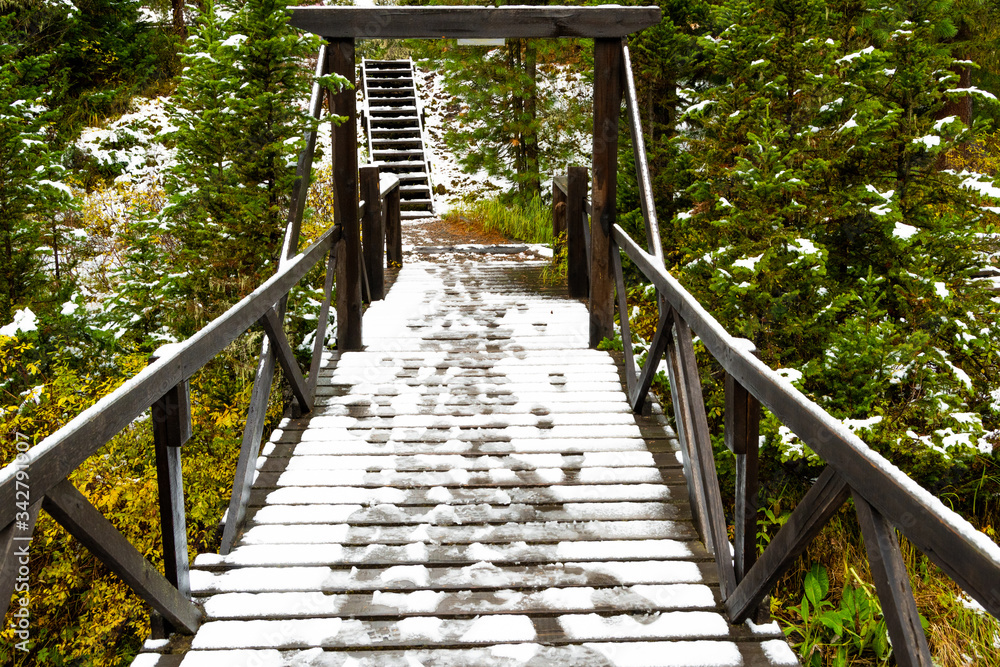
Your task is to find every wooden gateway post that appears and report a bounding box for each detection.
[290,5,662,350]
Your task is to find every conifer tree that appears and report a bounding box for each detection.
[0,17,73,323]
[161,0,328,332]
[674,0,1000,461]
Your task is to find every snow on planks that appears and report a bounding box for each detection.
[134,258,799,666]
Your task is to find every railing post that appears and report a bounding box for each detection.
[148,348,193,632]
[328,37,362,350]
[385,180,402,267]
[725,345,765,619]
[552,175,567,256]
[567,165,589,299]
[590,39,621,346]
[360,165,385,301]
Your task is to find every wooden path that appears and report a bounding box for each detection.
[135,249,800,666]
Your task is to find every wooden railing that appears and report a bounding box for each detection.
[555,38,1000,665]
[0,45,402,635]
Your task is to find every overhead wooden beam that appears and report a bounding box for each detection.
[290,6,662,39]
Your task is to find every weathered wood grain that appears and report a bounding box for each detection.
[43,480,201,633]
[290,6,663,39]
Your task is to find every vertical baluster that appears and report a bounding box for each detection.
[725,349,765,619]
[385,181,402,267]
[149,349,193,633]
[552,175,567,258]
[360,165,384,301]
[567,166,589,299]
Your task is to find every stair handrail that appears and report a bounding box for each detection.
[553,37,1000,664]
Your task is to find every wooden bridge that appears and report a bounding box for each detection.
[2,6,1000,667]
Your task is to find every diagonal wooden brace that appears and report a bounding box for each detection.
[260,306,312,414]
[42,480,201,633]
[854,491,933,667]
[630,306,671,413]
[727,466,849,622]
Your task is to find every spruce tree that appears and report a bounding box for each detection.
[674,0,1000,462]
[0,17,73,324]
[161,0,326,332]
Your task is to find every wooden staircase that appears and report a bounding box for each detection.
[361,59,435,220]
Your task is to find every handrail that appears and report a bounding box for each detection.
[549,35,1000,663]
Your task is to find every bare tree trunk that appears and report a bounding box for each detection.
[172,0,187,39]
[524,38,539,199]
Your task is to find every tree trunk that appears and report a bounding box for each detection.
[172,0,187,39]
[524,38,539,199]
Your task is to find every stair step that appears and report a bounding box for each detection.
[372,139,424,150]
[374,151,426,161]
[368,97,417,106]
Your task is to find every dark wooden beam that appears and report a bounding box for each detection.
[360,165,385,301]
[42,480,202,633]
[290,6,662,39]
[590,39,621,348]
[566,166,589,299]
[260,307,313,413]
[727,466,850,622]
[329,38,363,351]
[0,500,40,623]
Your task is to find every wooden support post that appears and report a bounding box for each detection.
[0,501,41,623]
[385,183,402,267]
[854,492,933,667]
[360,165,385,300]
[726,360,762,585]
[590,40,621,346]
[567,166,588,299]
[328,37,362,350]
[150,378,192,602]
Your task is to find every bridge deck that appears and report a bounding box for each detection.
[136,250,799,666]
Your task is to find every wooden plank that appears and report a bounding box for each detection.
[727,466,849,622]
[611,237,638,398]
[238,519,697,546]
[589,39,621,347]
[199,587,738,621]
[252,465,688,489]
[177,643,794,667]
[360,165,385,300]
[197,536,712,569]
[0,224,340,529]
[329,38,363,351]
[0,500,40,623]
[259,307,312,413]
[150,384,191,599]
[257,451,681,473]
[290,6,663,39]
[853,492,933,667]
[611,222,1000,618]
[248,483,688,509]
[190,560,719,594]
[42,480,201,633]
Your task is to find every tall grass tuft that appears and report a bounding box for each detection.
[447,196,552,245]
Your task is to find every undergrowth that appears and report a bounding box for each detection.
[444,195,553,245]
